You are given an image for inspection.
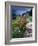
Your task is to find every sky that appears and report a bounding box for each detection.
[11,6,32,15]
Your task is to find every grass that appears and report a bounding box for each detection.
[11,15,32,38]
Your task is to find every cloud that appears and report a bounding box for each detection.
[11,6,32,15]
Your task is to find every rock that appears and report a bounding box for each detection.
[26,22,32,33]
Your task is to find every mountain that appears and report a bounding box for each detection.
[22,9,32,16]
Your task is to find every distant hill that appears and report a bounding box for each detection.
[22,9,32,16]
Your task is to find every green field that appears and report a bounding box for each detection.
[11,15,32,38]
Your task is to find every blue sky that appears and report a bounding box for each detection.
[11,6,32,15]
